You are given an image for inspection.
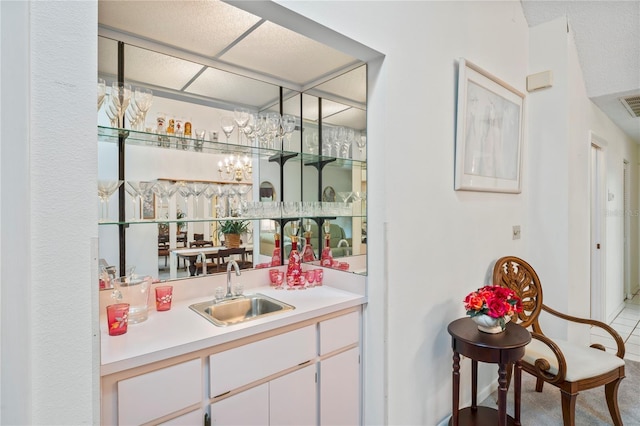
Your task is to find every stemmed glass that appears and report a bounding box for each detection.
[124,101,141,130]
[304,131,318,154]
[151,180,177,209]
[189,182,207,219]
[233,107,250,145]
[127,181,154,220]
[202,183,221,218]
[110,82,132,128]
[282,114,296,151]
[98,78,106,111]
[98,180,123,222]
[104,95,118,127]
[176,181,193,217]
[265,112,281,149]
[356,132,366,154]
[341,128,355,159]
[133,87,153,129]
[334,126,346,158]
[220,116,236,143]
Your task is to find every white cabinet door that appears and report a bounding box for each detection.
[320,347,360,426]
[270,364,317,426]
[319,311,359,355]
[210,383,269,426]
[118,358,201,425]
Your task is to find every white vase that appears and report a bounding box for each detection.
[471,314,510,334]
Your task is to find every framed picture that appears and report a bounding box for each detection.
[454,58,525,193]
[141,192,156,219]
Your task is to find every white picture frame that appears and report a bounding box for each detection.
[454,58,525,193]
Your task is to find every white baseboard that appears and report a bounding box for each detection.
[607,301,626,324]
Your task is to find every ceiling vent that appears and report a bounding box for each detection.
[619,95,640,118]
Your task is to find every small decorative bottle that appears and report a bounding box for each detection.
[301,219,316,262]
[285,221,303,288]
[270,232,282,266]
[320,220,334,267]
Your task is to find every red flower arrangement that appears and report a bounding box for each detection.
[464,285,523,320]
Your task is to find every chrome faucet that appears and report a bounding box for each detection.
[226,259,241,298]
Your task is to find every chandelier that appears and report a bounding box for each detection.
[218,154,252,182]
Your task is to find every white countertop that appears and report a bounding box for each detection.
[100,283,366,376]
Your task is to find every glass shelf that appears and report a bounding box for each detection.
[98,126,366,168]
[98,213,367,226]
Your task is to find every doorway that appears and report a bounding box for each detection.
[624,160,631,300]
[590,142,605,321]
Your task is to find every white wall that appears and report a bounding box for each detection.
[1,1,99,424]
[2,1,635,424]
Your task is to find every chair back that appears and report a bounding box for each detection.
[492,256,544,332]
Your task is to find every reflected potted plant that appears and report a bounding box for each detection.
[219,220,249,248]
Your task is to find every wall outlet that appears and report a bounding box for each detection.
[512,225,521,240]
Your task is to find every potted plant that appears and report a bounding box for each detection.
[219,220,249,248]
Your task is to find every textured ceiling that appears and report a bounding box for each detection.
[521,0,640,143]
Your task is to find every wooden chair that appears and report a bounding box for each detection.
[493,256,626,426]
[189,240,214,248]
[214,247,252,272]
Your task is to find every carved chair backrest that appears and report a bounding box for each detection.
[492,256,544,333]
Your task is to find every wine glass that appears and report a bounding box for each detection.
[97,78,106,111]
[220,116,236,143]
[104,95,118,127]
[233,107,250,145]
[356,132,366,154]
[202,183,221,218]
[334,126,346,158]
[98,180,123,222]
[282,114,296,151]
[124,100,141,130]
[304,131,318,154]
[188,182,207,219]
[127,181,154,220]
[341,128,355,159]
[151,180,177,208]
[110,82,132,128]
[265,112,281,149]
[133,87,153,129]
[176,181,193,217]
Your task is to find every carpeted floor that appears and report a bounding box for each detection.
[480,359,640,425]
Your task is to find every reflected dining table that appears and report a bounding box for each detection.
[169,245,253,278]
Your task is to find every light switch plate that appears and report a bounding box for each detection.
[512,225,521,240]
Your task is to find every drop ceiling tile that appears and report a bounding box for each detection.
[99,0,262,57]
[219,21,357,86]
[323,107,366,131]
[124,45,204,90]
[313,65,367,105]
[185,67,280,109]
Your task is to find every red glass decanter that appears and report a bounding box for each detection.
[320,220,334,267]
[270,232,282,266]
[301,220,316,262]
[285,221,303,287]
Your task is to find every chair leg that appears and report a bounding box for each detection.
[535,377,544,392]
[605,378,624,426]
[560,390,577,426]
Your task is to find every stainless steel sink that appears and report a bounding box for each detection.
[189,293,295,327]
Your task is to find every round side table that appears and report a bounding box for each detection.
[447,317,531,426]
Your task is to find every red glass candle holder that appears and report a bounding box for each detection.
[269,269,279,286]
[155,285,173,311]
[305,270,316,288]
[106,303,130,336]
[314,268,324,286]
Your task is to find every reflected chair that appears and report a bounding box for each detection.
[493,256,625,426]
[190,240,214,248]
[215,247,252,272]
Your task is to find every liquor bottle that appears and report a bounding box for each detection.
[320,220,333,267]
[301,220,316,262]
[270,232,282,266]
[285,221,303,287]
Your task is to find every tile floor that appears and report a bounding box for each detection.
[590,290,640,362]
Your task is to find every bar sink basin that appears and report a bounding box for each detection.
[189,293,294,327]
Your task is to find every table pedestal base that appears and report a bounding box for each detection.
[448,407,518,426]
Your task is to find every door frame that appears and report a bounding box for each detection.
[590,132,607,321]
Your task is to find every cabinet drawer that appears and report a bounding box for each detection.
[118,359,201,425]
[210,325,315,397]
[319,311,359,355]
[210,383,269,426]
